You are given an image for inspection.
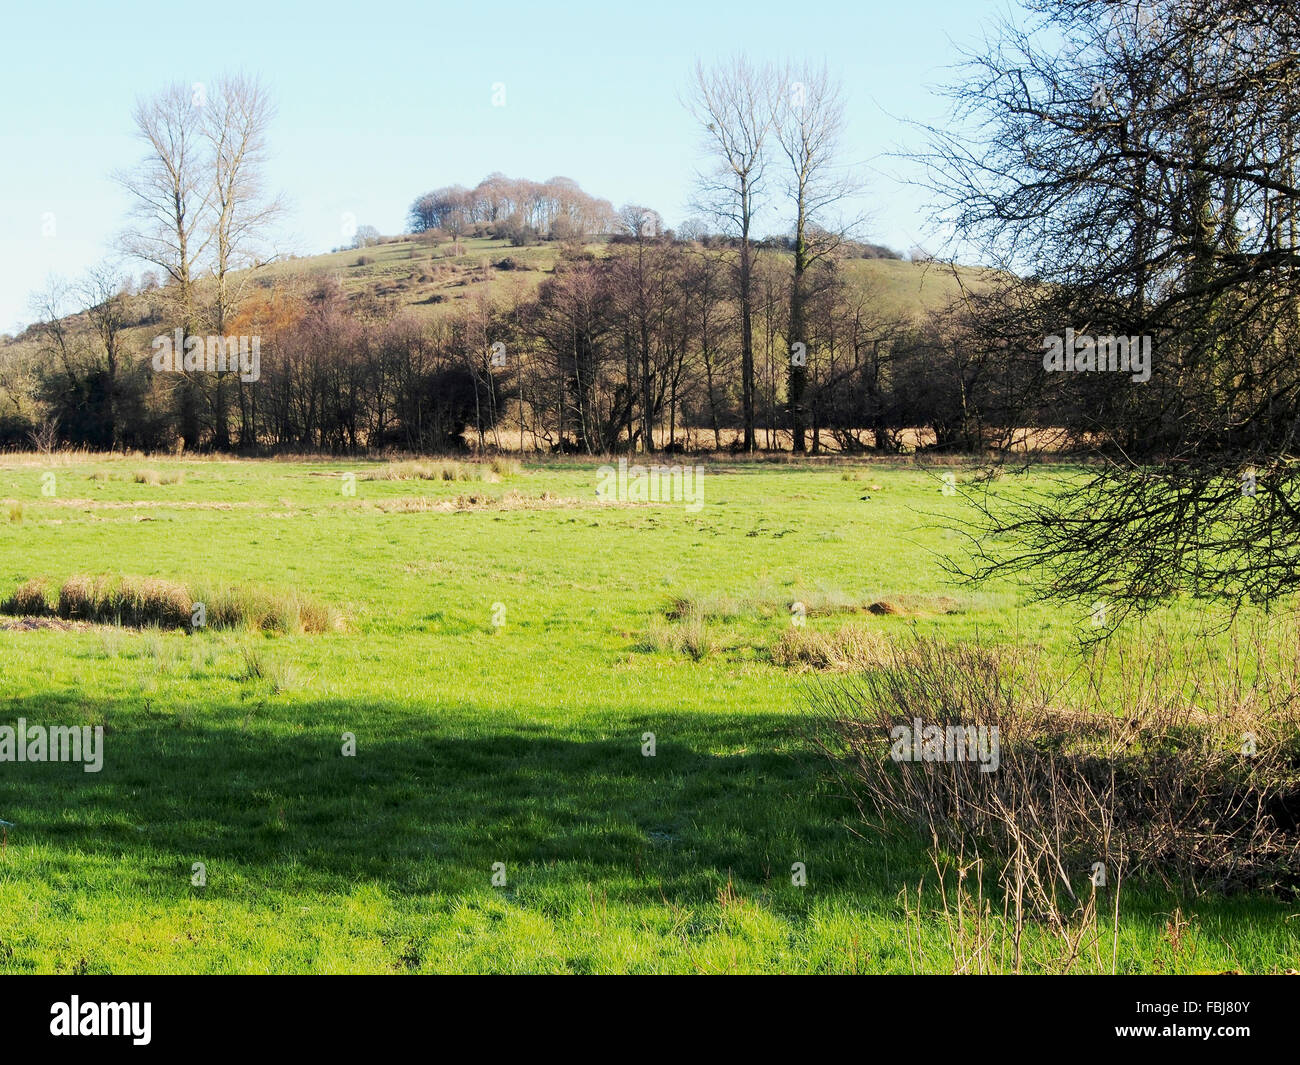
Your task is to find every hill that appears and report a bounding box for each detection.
[4,233,995,358]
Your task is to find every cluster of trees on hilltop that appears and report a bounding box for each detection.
[408,175,618,245]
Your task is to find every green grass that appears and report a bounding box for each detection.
[0,455,1294,973]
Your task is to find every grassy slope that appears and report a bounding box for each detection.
[259,236,984,322]
[0,456,1294,973]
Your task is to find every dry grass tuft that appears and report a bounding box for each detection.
[132,469,185,485]
[2,575,344,634]
[667,587,963,624]
[2,578,54,616]
[56,575,192,628]
[772,624,894,671]
[363,460,509,483]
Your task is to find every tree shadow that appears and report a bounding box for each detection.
[0,691,905,907]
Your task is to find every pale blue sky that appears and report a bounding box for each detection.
[0,0,1004,333]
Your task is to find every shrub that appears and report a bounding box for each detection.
[809,633,1300,907]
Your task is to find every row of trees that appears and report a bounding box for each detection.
[397,59,865,454]
[4,230,1007,455]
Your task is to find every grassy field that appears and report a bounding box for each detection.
[0,454,1295,973]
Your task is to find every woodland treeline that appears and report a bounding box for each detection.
[0,227,1007,455]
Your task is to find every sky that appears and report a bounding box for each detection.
[0,0,1005,334]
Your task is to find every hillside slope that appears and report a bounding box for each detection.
[251,235,990,323]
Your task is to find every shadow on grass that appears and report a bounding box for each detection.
[0,692,909,909]
[3,689,1289,976]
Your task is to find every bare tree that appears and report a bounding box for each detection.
[27,414,60,456]
[685,243,734,450]
[921,0,1300,619]
[118,81,210,449]
[202,72,282,448]
[27,277,83,398]
[80,263,131,450]
[617,204,661,451]
[775,62,860,452]
[687,56,776,452]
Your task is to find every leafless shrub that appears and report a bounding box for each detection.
[27,416,61,456]
[899,844,1121,974]
[809,629,1300,955]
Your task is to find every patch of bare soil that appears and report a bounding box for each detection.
[866,595,963,617]
[0,616,94,633]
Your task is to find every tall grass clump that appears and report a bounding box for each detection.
[637,607,715,660]
[2,575,344,633]
[772,624,893,671]
[133,469,185,485]
[56,575,192,628]
[364,460,509,483]
[191,582,346,634]
[2,578,53,616]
